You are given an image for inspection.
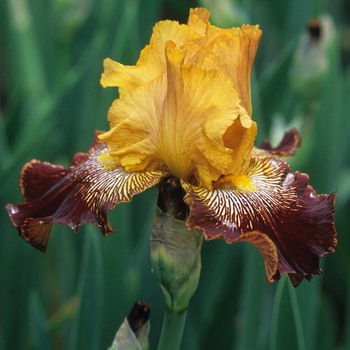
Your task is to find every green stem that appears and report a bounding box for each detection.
[157,306,187,350]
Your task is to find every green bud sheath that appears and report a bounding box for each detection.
[150,207,203,312]
[109,301,151,350]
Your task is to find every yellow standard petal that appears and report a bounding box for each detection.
[99,39,253,189]
[200,26,261,117]
[100,20,201,97]
[99,8,262,191]
[185,8,262,117]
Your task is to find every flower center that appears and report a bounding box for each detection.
[212,174,257,193]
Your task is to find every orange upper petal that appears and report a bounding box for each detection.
[99,8,261,189]
[187,9,261,116]
[100,20,201,97]
[100,39,255,189]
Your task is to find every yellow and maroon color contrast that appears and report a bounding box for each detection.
[6,132,164,252]
[183,130,336,286]
[6,8,336,286]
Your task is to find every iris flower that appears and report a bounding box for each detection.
[6,8,336,287]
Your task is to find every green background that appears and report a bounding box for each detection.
[1,0,350,349]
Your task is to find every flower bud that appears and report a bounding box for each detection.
[289,15,336,107]
[109,301,150,350]
[150,207,203,312]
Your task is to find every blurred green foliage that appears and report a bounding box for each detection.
[1,0,350,349]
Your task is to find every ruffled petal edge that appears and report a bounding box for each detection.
[182,153,337,286]
[6,132,164,252]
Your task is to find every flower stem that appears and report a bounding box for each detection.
[157,306,187,350]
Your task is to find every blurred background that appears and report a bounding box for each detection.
[1,0,350,349]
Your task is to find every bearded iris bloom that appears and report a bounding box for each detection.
[6,8,336,287]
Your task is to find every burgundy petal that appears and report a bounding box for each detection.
[182,156,337,286]
[6,132,164,252]
[258,128,302,157]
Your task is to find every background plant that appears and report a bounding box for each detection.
[1,0,349,349]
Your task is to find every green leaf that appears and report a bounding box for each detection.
[269,276,306,350]
[28,290,52,350]
[68,226,104,350]
[234,244,272,350]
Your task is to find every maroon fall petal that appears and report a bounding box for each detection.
[182,156,337,286]
[6,132,164,252]
[258,128,302,157]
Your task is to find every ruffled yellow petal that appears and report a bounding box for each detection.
[100,8,261,190]
[199,26,261,116]
[100,39,253,189]
[99,74,167,172]
[187,8,210,35]
[163,41,250,188]
[223,118,257,175]
[186,8,262,116]
[100,20,201,97]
